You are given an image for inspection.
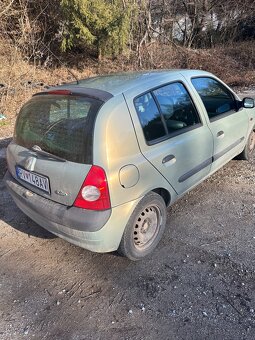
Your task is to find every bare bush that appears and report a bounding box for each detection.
[0,0,62,64]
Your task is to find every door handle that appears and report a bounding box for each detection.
[162,154,176,165]
[217,131,224,138]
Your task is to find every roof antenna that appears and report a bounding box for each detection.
[41,43,79,85]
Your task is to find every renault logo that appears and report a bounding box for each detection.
[24,156,37,171]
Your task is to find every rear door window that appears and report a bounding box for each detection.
[153,83,200,134]
[134,92,167,142]
[134,82,201,144]
[14,95,103,164]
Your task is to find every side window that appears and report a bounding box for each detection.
[191,77,237,119]
[153,83,200,134]
[134,92,166,142]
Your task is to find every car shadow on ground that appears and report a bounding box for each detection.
[1,186,57,240]
[0,188,57,240]
[0,136,12,179]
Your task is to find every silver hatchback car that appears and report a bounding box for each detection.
[4,70,255,260]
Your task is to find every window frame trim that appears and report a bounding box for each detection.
[145,123,203,146]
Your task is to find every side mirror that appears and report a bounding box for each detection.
[243,97,254,109]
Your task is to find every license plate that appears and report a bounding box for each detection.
[16,166,50,193]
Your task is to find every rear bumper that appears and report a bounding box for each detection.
[4,170,140,253]
[4,170,111,232]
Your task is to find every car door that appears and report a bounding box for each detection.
[191,77,249,172]
[126,80,214,195]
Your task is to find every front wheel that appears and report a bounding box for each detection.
[118,192,167,261]
[236,130,255,161]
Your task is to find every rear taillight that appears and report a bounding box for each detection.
[47,90,71,95]
[74,165,111,211]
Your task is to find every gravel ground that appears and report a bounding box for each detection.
[1,91,255,340]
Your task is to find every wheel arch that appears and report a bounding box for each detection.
[152,187,171,207]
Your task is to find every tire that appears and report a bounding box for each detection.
[118,192,167,261]
[236,130,255,161]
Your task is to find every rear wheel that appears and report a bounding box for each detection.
[118,192,167,261]
[236,130,255,161]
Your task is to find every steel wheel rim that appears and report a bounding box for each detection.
[133,205,162,250]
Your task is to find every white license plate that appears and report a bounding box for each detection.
[16,166,50,193]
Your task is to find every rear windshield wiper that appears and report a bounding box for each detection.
[31,145,67,162]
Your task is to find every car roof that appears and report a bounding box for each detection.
[47,69,212,99]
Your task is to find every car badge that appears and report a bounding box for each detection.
[24,156,36,171]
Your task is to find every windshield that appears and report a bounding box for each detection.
[14,94,103,164]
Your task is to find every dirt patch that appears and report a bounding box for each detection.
[1,152,255,340]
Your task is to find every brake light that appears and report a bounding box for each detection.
[74,165,111,210]
[47,90,71,95]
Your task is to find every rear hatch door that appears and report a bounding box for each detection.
[7,91,103,206]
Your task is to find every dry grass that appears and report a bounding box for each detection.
[1,39,255,138]
[138,42,255,87]
[0,40,96,136]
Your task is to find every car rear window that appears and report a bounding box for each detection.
[14,94,103,164]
